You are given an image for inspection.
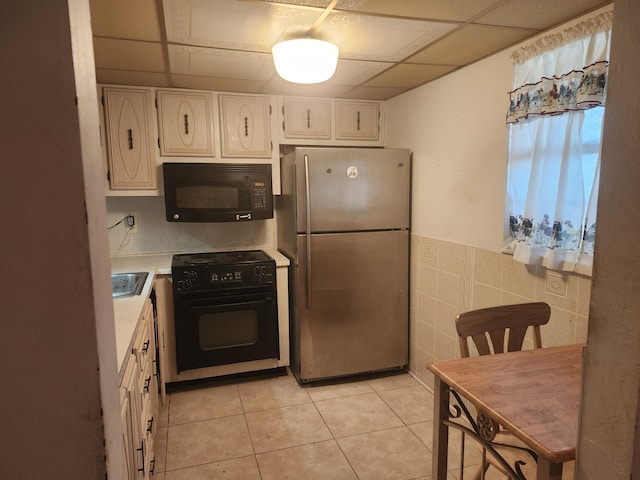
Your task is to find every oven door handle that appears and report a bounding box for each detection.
[184,296,275,310]
[304,153,312,309]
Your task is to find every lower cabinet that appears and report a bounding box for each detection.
[120,296,159,480]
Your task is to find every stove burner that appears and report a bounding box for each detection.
[183,254,219,265]
[230,252,258,262]
[172,249,273,268]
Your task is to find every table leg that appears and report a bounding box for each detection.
[432,377,450,480]
[536,458,562,480]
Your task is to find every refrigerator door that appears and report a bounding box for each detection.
[292,147,410,232]
[292,229,409,382]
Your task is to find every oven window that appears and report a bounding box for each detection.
[198,310,258,350]
[176,185,239,209]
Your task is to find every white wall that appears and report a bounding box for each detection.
[0,1,117,477]
[386,51,512,252]
[578,0,640,476]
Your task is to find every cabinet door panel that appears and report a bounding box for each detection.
[283,98,331,139]
[103,88,156,189]
[219,94,271,158]
[157,90,215,156]
[334,101,380,141]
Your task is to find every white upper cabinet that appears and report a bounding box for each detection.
[219,94,272,158]
[334,100,380,141]
[282,98,331,140]
[103,87,157,190]
[278,97,384,146]
[156,90,215,157]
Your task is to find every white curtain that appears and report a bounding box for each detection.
[505,10,612,276]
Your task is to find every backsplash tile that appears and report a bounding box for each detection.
[106,196,276,256]
[410,234,592,387]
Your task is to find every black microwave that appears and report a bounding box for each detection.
[162,162,273,222]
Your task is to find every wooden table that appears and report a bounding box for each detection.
[428,344,583,480]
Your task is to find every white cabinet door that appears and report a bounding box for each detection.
[153,277,172,405]
[219,94,272,158]
[334,100,380,141]
[282,98,331,139]
[156,90,215,156]
[103,87,157,189]
[120,353,141,480]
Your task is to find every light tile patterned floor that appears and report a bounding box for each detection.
[151,370,547,480]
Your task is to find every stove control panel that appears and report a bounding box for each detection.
[173,261,275,294]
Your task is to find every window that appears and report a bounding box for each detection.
[505,10,612,276]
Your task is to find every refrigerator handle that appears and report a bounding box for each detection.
[304,154,312,309]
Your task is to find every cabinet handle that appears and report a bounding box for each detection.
[142,340,150,353]
[244,116,248,137]
[307,109,311,129]
[127,129,134,150]
[137,441,145,474]
[144,376,151,393]
[357,111,361,131]
[150,458,156,476]
[147,416,154,433]
[304,154,312,309]
[183,114,189,134]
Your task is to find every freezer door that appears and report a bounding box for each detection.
[292,148,410,232]
[294,230,409,382]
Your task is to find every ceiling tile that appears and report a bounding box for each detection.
[262,0,331,7]
[163,0,320,51]
[406,24,537,66]
[334,0,502,22]
[318,12,458,62]
[330,59,394,86]
[90,0,163,41]
[342,85,412,101]
[262,79,353,98]
[93,38,167,71]
[90,0,613,101]
[168,45,275,80]
[96,69,171,87]
[170,74,270,93]
[475,0,612,29]
[364,63,457,88]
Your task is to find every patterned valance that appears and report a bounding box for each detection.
[506,61,607,124]
[506,10,612,125]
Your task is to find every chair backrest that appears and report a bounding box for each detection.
[455,302,551,357]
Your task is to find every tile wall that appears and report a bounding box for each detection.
[409,234,592,388]
[106,196,276,256]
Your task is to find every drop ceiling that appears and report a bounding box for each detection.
[90,0,612,100]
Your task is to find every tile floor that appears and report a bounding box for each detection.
[150,370,563,480]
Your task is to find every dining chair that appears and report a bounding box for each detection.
[455,302,551,480]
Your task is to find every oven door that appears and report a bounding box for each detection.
[174,291,279,372]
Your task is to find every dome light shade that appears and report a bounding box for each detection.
[272,38,339,84]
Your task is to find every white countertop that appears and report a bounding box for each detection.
[110,249,289,376]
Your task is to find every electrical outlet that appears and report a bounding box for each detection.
[126,214,138,234]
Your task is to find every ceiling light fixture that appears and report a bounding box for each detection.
[272,38,339,84]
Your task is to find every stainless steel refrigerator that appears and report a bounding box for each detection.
[276,147,411,383]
